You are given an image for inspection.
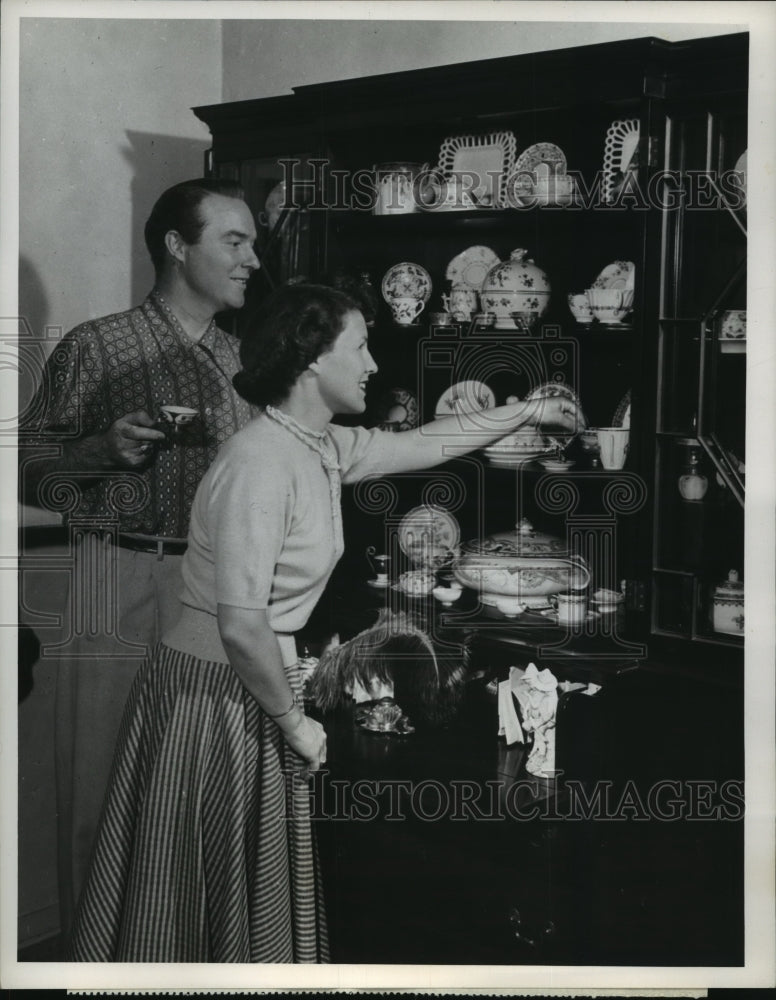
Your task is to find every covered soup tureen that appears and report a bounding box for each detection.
[453,518,589,607]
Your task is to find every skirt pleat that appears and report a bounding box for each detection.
[68,644,329,963]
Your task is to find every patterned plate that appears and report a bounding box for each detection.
[398,505,461,567]
[445,246,500,290]
[513,142,568,201]
[379,387,419,432]
[434,380,496,420]
[602,118,640,204]
[381,262,433,304]
[591,260,635,291]
[524,382,580,404]
[437,130,517,208]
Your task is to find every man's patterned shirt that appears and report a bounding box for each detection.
[25,292,254,536]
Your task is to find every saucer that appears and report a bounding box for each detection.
[540,608,601,624]
[367,578,390,589]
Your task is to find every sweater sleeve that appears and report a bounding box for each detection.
[208,446,291,610]
[328,424,402,485]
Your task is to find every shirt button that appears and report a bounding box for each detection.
[205,407,212,415]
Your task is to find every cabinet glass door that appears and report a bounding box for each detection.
[652,99,746,648]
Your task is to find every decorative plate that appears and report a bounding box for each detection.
[612,390,631,429]
[602,119,640,205]
[381,262,433,304]
[485,445,551,457]
[512,142,568,203]
[434,380,496,420]
[524,381,580,404]
[591,260,635,291]
[486,455,546,469]
[398,505,461,567]
[437,131,517,208]
[445,246,500,290]
[379,387,419,432]
[537,457,575,471]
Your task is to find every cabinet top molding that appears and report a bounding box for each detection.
[193,32,748,133]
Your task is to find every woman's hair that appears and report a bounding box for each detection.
[144,177,246,278]
[233,283,361,407]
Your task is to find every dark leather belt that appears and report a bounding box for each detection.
[118,533,188,559]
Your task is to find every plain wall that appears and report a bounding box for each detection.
[221,19,741,102]
[19,18,221,349]
[17,16,222,947]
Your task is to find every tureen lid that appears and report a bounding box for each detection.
[462,518,569,558]
[714,569,744,596]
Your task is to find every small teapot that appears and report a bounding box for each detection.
[443,285,479,321]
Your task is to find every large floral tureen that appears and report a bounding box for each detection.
[479,248,551,331]
[453,518,589,607]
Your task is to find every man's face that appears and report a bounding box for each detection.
[179,194,259,313]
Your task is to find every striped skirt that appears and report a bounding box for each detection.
[68,644,329,963]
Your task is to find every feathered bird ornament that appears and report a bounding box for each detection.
[308,610,470,727]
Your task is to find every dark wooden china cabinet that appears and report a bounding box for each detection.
[192,34,749,967]
[194,32,748,680]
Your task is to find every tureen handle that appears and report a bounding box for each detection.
[567,555,591,590]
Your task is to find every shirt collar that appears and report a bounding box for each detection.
[148,289,221,349]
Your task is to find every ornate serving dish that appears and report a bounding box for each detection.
[479,249,551,330]
[453,518,589,607]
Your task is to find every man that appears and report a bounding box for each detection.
[20,178,260,939]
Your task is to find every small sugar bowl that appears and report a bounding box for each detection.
[712,570,744,636]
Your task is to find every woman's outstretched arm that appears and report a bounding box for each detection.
[382,395,584,474]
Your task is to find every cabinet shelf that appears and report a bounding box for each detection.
[330,206,641,235]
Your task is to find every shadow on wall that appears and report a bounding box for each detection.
[123,131,212,305]
[18,252,54,422]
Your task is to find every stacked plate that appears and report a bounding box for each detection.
[484,430,553,468]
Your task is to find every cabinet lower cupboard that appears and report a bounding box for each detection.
[194,32,748,678]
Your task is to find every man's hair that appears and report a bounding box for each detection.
[144,178,246,278]
[233,284,360,408]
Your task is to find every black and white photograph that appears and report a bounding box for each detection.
[3,0,775,993]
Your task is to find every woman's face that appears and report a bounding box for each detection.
[314,310,377,415]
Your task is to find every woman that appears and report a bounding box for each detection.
[69,283,582,963]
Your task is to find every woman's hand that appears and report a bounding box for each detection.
[527,396,586,434]
[281,712,328,772]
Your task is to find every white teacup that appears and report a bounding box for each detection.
[594,427,630,469]
[587,288,634,324]
[550,592,588,624]
[390,296,424,325]
[568,292,594,324]
[533,173,574,206]
[157,404,199,430]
